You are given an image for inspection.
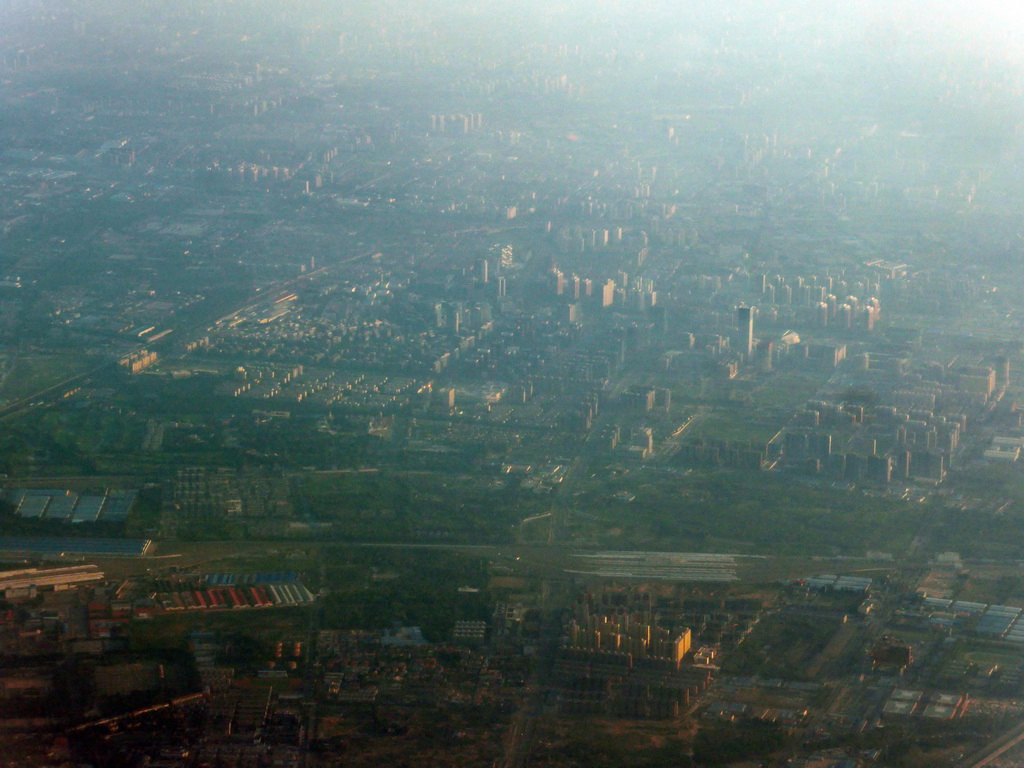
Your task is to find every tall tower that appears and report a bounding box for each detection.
[996,355,1010,389]
[602,279,616,308]
[737,305,754,356]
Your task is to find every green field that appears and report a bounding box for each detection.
[569,470,926,556]
[130,605,313,654]
[0,355,93,405]
[686,411,785,445]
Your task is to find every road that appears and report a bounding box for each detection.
[0,359,114,421]
[501,371,642,762]
[500,579,564,768]
[205,245,384,334]
[543,369,642,545]
[67,692,207,733]
[299,557,326,768]
[959,719,1024,767]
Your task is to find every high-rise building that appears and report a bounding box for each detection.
[499,244,514,270]
[996,355,1010,388]
[737,305,754,356]
[602,279,616,307]
[816,302,829,327]
[838,303,852,329]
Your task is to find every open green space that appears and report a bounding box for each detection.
[570,470,926,555]
[319,546,492,642]
[128,547,496,653]
[0,355,94,405]
[723,610,845,679]
[962,649,1024,674]
[531,719,696,768]
[930,503,1024,561]
[685,410,784,445]
[531,716,787,768]
[747,371,826,410]
[296,471,540,544]
[130,605,312,655]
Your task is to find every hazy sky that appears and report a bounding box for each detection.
[4,0,1024,78]
[5,0,1024,46]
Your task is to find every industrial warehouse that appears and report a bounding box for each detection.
[0,564,105,599]
[153,573,315,612]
